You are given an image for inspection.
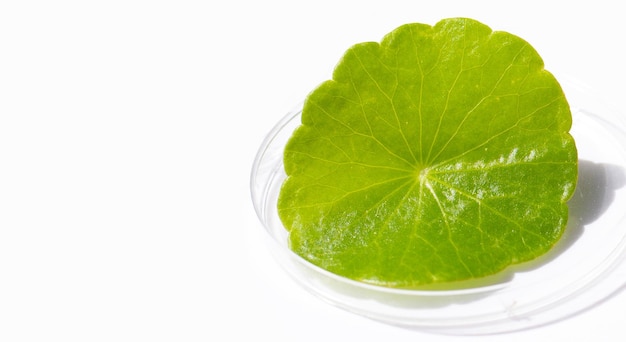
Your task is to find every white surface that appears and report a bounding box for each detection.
[0,1,624,341]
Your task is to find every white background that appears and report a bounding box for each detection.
[1,1,624,341]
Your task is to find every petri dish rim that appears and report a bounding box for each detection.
[249,78,626,334]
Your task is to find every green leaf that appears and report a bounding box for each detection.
[277,18,578,288]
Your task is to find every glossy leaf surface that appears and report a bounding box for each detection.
[278,18,577,288]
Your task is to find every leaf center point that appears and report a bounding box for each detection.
[413,164,429,183]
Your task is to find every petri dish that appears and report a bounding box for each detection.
[249,78,626,335]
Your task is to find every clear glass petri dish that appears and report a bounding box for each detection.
[249,78,626,335]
